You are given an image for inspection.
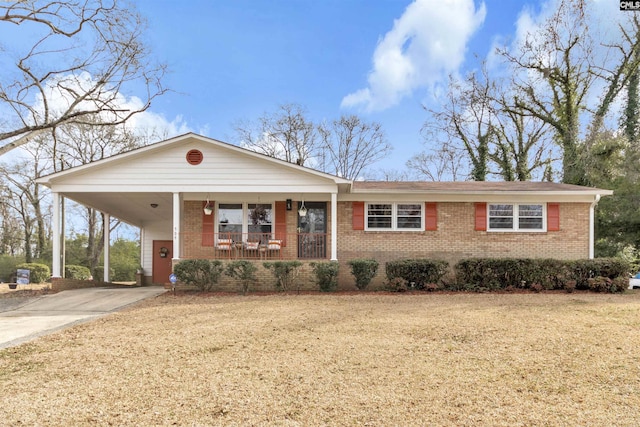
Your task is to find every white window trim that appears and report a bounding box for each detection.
[365,202,424,232]
[487,203,547,232]
[216,202,274,240]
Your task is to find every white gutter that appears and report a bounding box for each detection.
[589,194,601,259]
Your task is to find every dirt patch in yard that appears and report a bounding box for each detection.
[1,292,639,425]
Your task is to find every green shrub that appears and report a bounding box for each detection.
[586,276,628,293]
[570,258,630,290]
[15,263,50,283]
[385,259,448,290]
[348,259,379,290]
[65,265,92,280]
[93,266,116,283]
[387,277,408,292]
[454,258,569,291]
[263,261,302,292]
[225,260,258,295]
[0,255,25,282]
[174,259,223,292]
[311,262,339,292]
[454,258,629,292]
[611,277,629,293]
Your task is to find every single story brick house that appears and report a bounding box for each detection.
[37,133,613,289]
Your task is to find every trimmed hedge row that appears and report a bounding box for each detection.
[452,257,629,293]
[385,259,449,290]
[173,257,630,294]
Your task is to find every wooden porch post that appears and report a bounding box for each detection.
[331,192,337,261]
[589,195,600,259]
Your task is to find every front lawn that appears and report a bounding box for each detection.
[1,292,639,425]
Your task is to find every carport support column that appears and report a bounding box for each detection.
[173,192,181,260]
[52,192,61,278]
[331,192,337,261]
[589,195,600,259]
[103,213,110,283]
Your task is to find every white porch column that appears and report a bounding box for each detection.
[331,192,338,261]
[589,195,600,259]
[103,213,110,283]
[139,227,145,271]
[51,192,61,278]
[173,192,181,260]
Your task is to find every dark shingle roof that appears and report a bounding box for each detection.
[352,181,611,194]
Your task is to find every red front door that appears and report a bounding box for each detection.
[153,240,173,284]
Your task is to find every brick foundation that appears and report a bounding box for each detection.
[51,277,99,292]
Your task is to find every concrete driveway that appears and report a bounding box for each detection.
[0,286,166,349]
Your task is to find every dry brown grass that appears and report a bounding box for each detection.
[1,291,640,426]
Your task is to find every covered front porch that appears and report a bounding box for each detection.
[47,192,339,285]
[37,133,351,284]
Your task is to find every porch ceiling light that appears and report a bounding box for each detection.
[298,200,307,217]
[203,199,213,215]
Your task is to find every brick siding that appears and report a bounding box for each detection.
[178,200,591,291]
[336,201,591,289]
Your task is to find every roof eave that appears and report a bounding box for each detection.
[351,189,614,197]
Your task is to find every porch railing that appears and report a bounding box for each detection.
[180,232,328,260]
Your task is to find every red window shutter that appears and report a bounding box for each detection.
[275,201,287,247]
[353,202,365,230]
[425,202,437,231]
[202,201,214,246]
[475,203,487,231]
[547,203,560,231]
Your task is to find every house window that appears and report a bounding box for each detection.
[218,203,243,241]
[366,203,423,231]
[218,202,273,241]
[367,204,392,229]
[248,203,272,241]
[488,203,544,231]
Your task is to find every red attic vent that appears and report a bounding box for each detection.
[186,149,203,165]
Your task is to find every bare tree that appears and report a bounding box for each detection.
[364,168,412,182]
[499,0,640,184]
[49,118,144,170]
[490,100,555,181]
[234,104,318,166]
[423,72,496,181]
[422,61,555,182]
[44,121,139,273]
[407,142,465,182]
[0,144,52,261]
[0,0,167,157]
[0,199,23,256]
[317,115,392,179]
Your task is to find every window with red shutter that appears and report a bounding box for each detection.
[352,202,364,230]
[475,203,487,231]
[425,202,437,231]
[547,203,560,231]
[274,201,287,246]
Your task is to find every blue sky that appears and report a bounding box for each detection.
[129,0,615,176]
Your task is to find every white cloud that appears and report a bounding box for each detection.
[341,0,486,112]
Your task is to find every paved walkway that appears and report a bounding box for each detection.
[0,286,166,349]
